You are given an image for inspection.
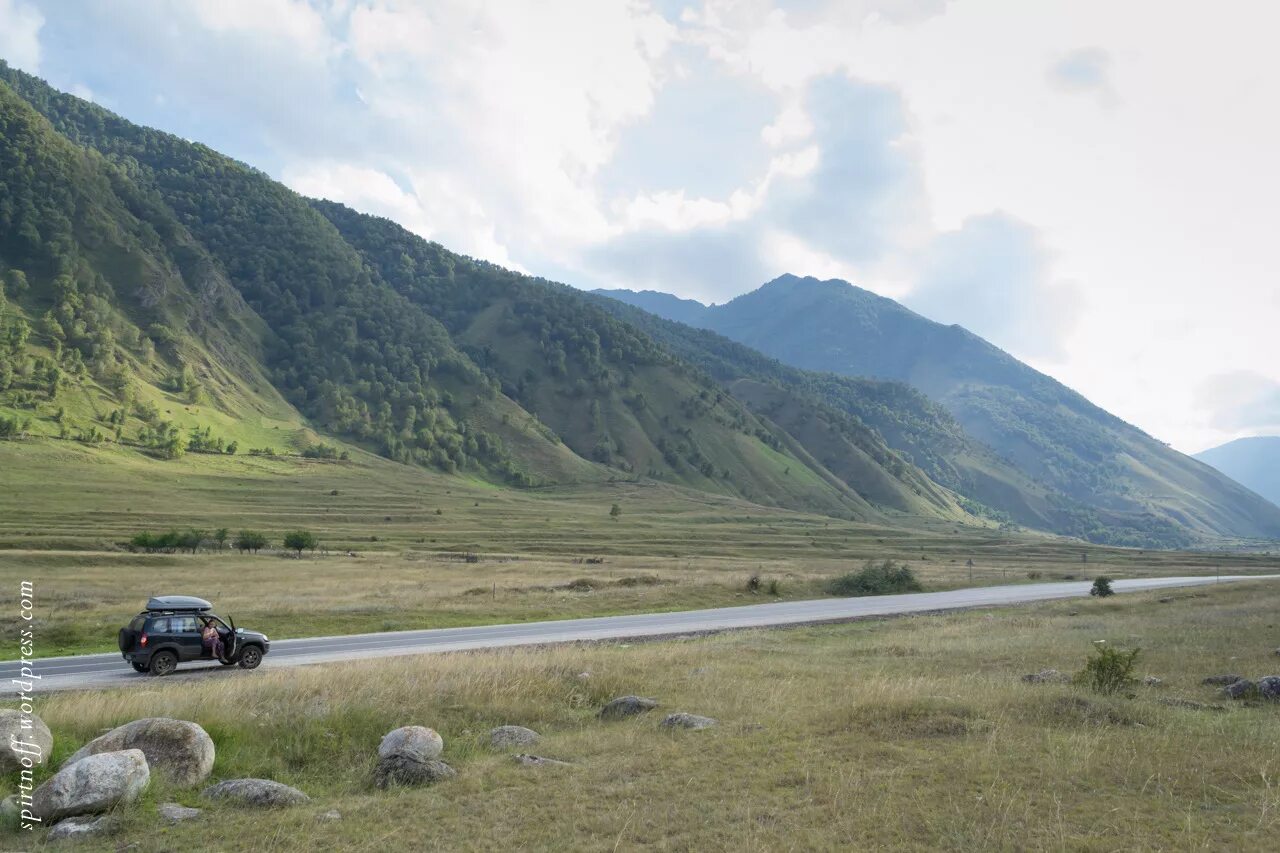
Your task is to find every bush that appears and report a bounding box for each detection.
[1077,642,1139,694]
[745,574,761,593]
[1090,576,1114,597]
[234,530,268,553]
[826,560,923,597]
[283,530,318,555]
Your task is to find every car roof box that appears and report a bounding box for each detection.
[147,595,213,612]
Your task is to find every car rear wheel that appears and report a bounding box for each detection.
[238,645,263,670]
[131,662,148,673]
[149,650,177,676]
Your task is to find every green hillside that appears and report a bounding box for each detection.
[597,276,1280,547]
[0,62,964,524]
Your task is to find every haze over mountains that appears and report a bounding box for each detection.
[2,61,1278,549]
[1196,437,1280,509]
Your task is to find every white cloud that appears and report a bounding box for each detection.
[1046,47,1116,106]
[0,0,43,71]
[1196,372,1280,434]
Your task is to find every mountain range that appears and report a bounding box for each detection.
[594,277,1280,546]
[1195,436,1280,509]
[2,59,1277,548]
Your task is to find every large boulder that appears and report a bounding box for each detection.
[378,726,443,762]
[47,815,117,841]
[490,725,540,750]
[64,718,214,787]
[30,749,149,823]
[660,712,718,730]
[600,696,658,720]
[373,756,456,788]
[1222,679,1257,699]
[1257,676,1280,701]
[0,709,53,773]
[201,779,310,808]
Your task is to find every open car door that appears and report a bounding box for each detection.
[222,616,239,663]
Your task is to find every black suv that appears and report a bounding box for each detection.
[118,596,270,676]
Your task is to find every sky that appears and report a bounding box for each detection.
[1,0,1277,454]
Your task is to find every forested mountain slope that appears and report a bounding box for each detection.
[0,62,962,522]
[598,276,1280,546]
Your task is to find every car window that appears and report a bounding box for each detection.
[149,617,169,633]
[129,615,146,631]
[172,615,201,633]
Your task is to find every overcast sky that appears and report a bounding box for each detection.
[2,0,1277,454]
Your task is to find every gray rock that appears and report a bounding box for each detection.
[0,794,18,820]
[513,754,572,767]
[489,725,540,750]
[373,755,456,788]
[660,712,718,730]
[201,779,310,808]
[378,726,443,761]
[318,809,342,821]
[158,802,202,823]
[65,717,214,787]
[47,815,117,841]
[31,749,149,823]
[1202,674,1243,686]
[1158,697,1226,712]
[1221,679,1257,699]
[1257,676,1280,701]
[0,708,53,773]
[1143,676,1164,687]
[1274,648,1280,657]
[1021,669,1069,684]
[600,695,658,720]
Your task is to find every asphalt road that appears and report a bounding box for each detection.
[4,574,1275,694]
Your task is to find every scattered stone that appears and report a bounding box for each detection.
[1157,597,1172,604]
[157,802,202,824]
[47,815,117,841]
[0,708,53,773]
[318,809,342,821]
[1221,679,1257,700]
[373,756,456,789]
[513,754,572,768]
[378,726,443,762]
[1143,676,1164,687]
[600,695,658,720]
[1257,676,1280,701]
[64,718,215,787]
[490,725,540,750]
[660,712,718,730]
[1158,697,1226,712]
[0,794,18,820]
[1273,648,1280,657]
[1201,674,1243,686]
[31,749,150,823]
[576,672,591,680]
[1021,669,1070,684]
[201,779,310,808]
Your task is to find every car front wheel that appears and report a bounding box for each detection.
[238,645,263,670]
[149,651,177,676]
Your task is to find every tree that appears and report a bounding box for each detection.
[213,528,229,550]
[1090,576,1114,597]
[609,503,621,521]
[283,530,318,555]
[234,530,268,554]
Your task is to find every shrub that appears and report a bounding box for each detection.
[283,530,318,555]
[766,579,781,596]
[1090,576,1115,597]
[234,530,268,554]
[826,560,923,597]
[1077,642,1139,694]
[745,574,762,594]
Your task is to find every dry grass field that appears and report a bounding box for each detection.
[3,580,1279,850]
